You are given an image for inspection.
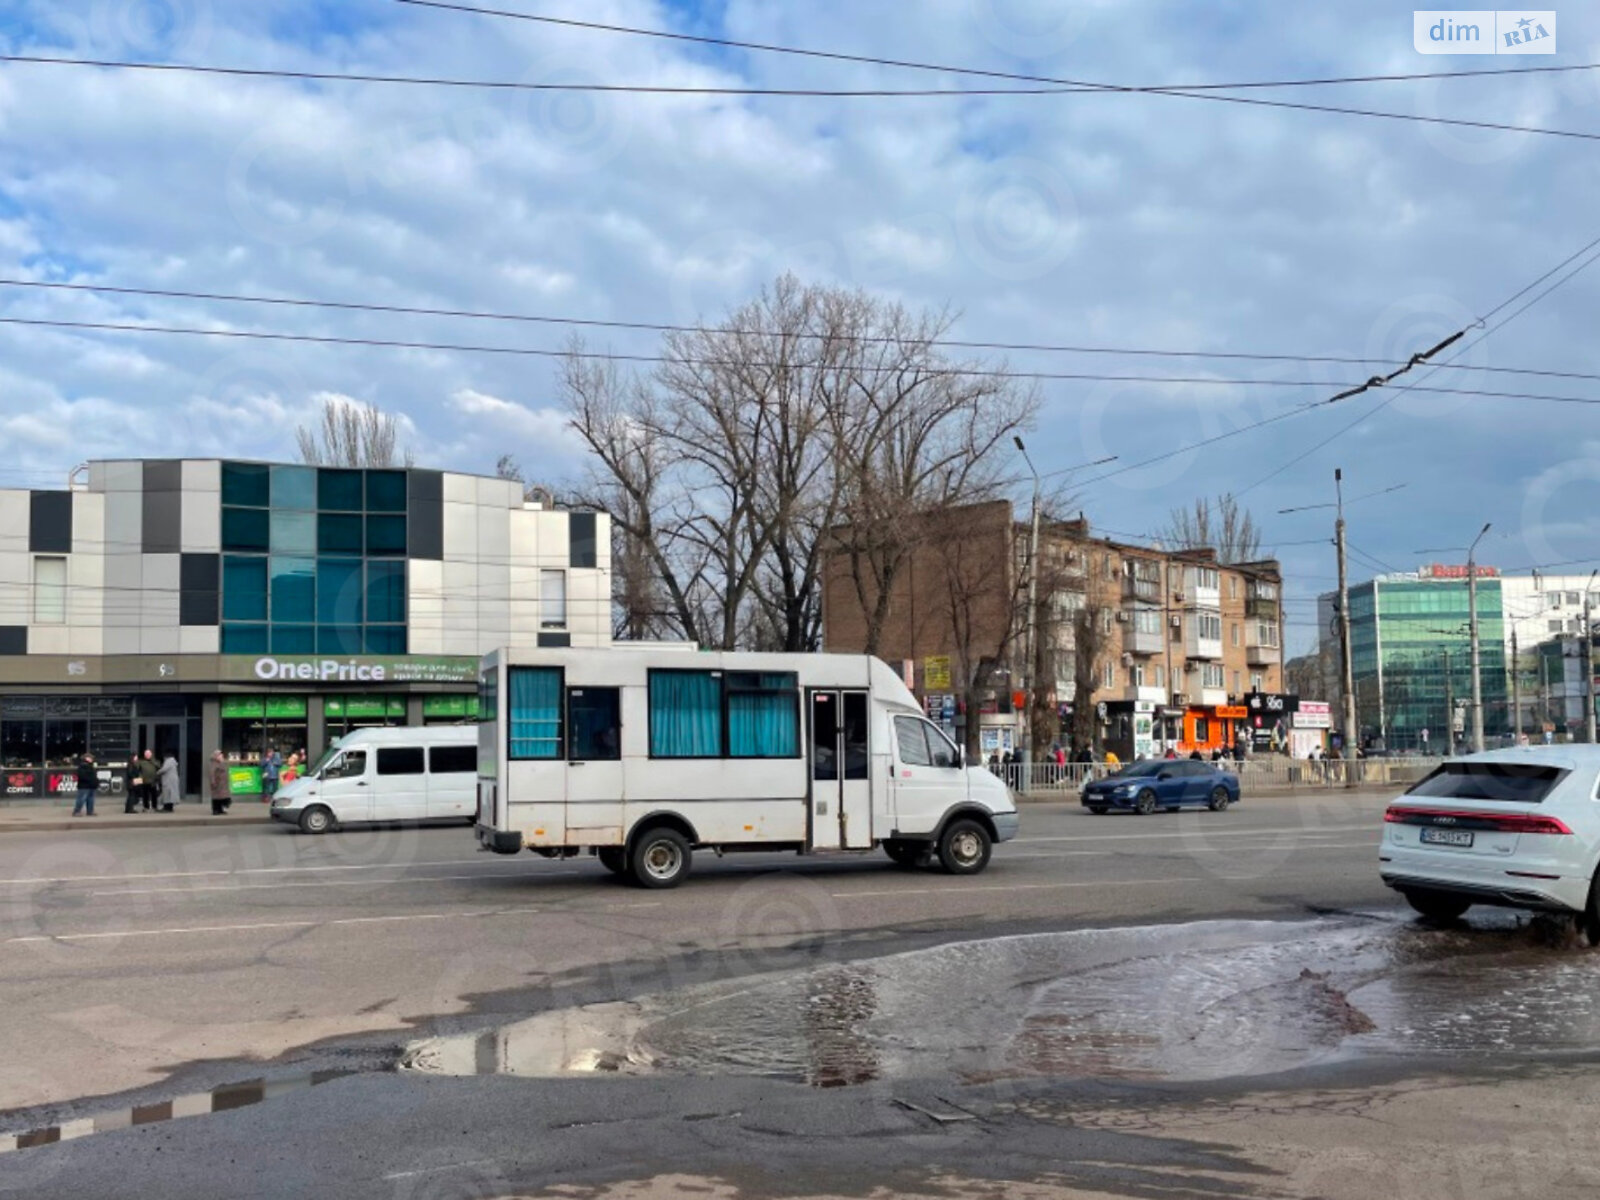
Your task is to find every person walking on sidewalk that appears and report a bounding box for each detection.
[72,752,100,817]
[123,756,141,814]
[209,751,232,816]
[138,749,159,812]
[260,747,282,805]
[157,752,181,812]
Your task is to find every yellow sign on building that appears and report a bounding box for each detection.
[923,655,952,690]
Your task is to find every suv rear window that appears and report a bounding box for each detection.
[1407,762,1566,804]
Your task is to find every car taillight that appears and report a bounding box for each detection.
[1385,805,1573,835]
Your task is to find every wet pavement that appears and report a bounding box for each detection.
[403,911,1600,1089]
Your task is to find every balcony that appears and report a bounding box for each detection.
[1245,622,1281,666]
[1245,596,1279,620]
[1246,640,1281,667]
[1184,620,1223,660]
[1123,616,1165,656]
[1123,575,1160,603]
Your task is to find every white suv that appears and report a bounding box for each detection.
[1380,747,1600,937]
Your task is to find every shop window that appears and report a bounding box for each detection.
[318,513,363,555]
[366,514,407,557]
[270,509,316,556]
[318,468,364,512]
[221,624,269,654]
[2,720,42,768]
[221,462,270,508]
[270,557,316,623]
[220,695,309,781]
[726,673,799,758]
[366,470,408,513]
[423,694,479,722]
[44,721,85,767]
[271,464,317,511]
[222,507,270,553]
[223,556,268,621]
[362,625,406,654]
[317,558,363,624]
[509,667,563,759]
[33,556,67,624]
[541,569,567,628]
[1194,718,1210,743]
[317,625,364,654]
[568,687,621,761]
[270,625,315,654]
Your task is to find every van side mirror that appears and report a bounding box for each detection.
[952,747,963,769]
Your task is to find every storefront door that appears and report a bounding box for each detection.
[137,721,185,795]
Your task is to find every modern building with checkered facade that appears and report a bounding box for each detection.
[0,460,610,801]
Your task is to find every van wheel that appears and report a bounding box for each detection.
[597,847,629,876]
[937,819,991,875]
[1404,890,1471,921]
[297,806,334,835]
[1134,789,1158,816]
[630,827,691,889]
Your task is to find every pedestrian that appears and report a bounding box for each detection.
[1163,747,1177,760]
[1103,748,1120,767]
[282,753,302,785]
[1053,744,1066,768]
[1232,740,1246,763]
[1073,744,1092,764]
[1188,749,1203,760]
[1211,746,1224,762]
[209,750,232,816]
[72,752,99,817]
[123,755,140,814]
[260,746,283,804]
[138,748,159,812]
[157,751,180,812]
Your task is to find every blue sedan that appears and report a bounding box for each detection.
[1081,759,1241,815]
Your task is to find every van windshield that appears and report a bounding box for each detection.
[1406,762,1566,805]
[308,740,344,777]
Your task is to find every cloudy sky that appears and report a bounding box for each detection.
[2,0,1598,651]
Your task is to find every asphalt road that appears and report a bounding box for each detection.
[0,788,1438,1198]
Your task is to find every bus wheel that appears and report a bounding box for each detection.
[937,819,992,875]
[630,827,692,889]
[597,847,628,876]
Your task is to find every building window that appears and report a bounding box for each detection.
[1155,666,1165,688]
[508,666,563,759]
[32,556,66,624]
[1099,608,1113,634]
[1233,670,1241,692]
[1102,661,1115,689]
[1132,663,1146,687]
[1568,591,1582,606]
[1203,663,1224,689]
[541,569,567,628]
[1229,576,1239,600]
[1251,673,1264,691]
[1191,567,1219,591]
[1256,621,1280,648]
[1550,620,1564,633]
[1197,612,1222,641]
[1230,622,1240,647]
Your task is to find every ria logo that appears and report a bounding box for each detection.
[1414,10,1556,54]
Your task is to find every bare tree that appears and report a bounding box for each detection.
[494,454,556,506]
[1160,493,1264,564]
[296,396,411,467]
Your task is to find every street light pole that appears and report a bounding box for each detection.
[1586,569,1598,744]
[1014,437,1042,779]
[1334,470,1358,784]
[1467,522,1491,753]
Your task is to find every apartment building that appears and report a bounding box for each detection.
[820,500,1287,758]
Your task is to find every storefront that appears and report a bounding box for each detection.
[1179,705,1250,755]
[0,653,481,802]
[1101,700,1157,762]
[1244,692,1300,755]
[1291,700,1330,758]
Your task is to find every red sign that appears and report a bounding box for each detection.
[5,771,38,797]
[47,773,78,796]
[1427,563,1498,579]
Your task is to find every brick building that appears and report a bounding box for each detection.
[822,500,1286,758]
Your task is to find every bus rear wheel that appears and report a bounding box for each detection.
[629,826,692,889]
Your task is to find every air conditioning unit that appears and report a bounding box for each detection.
[1173,592,1186,603]
[1173,693,1189,705]
[1170,615,1182,628]
[1116,611,1129,622]
[1121,652,1133,666]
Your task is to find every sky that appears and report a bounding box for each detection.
[2,0,1598,654]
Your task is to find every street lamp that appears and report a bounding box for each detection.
[1586,569,1598,744]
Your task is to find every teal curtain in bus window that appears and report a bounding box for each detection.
[649,672,722,757]
[728,674,799,757]
[508,667,562,759]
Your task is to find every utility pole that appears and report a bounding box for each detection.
[1539,650,1550,740]
[1466,522,1491,753]
[1014,438,1042,780]
[1334,470,1358,785]
[1586,569,1598,744]
[1511,629,1522,746]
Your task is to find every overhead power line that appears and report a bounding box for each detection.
[389,0,1600,141]
[7,314,1600,405]
[6,277,1600,387]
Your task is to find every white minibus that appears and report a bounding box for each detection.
[270,726,478,833]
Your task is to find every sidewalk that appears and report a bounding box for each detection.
[0,801,275,833]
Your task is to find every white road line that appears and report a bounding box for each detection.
[1015,827,1372,844]
[997,842,1376,859]
[5,901,660,943]
[0,857,535,888]
[830,877,1204,900]
[87,871,554,896]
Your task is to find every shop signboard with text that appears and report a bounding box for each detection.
[240,656,479,685]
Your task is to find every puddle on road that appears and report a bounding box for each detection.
[0,1070,348,1155]
[402,914,1600,1088]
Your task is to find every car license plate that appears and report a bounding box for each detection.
[1420,827,1474,848]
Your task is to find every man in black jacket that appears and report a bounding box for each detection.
[72,753,100,817]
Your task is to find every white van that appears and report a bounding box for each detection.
[270,726,479,834]
[476,648,1019,887]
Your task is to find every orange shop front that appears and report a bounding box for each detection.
[1180,705,1250,754]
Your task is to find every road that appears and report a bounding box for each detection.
[14,787,1585,1200]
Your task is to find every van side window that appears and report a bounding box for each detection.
[568,688,621,761]
[925,724,959,769]
[428,745,476,774]
[326,750,366,779]
[377,747,425,776]
[894,716,931,767]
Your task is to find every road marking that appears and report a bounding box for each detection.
[0,857,536,888]
[5,901,660,944]
[830,877,1204,900]
[384,1160,499,1182]
[1015,826,1372,844]
[997,841,1377,859]
[87,871,559,896]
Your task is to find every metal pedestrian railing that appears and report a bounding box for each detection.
[991,756,1442,795]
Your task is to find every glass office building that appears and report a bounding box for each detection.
[0,460,611,801]
[1326,571,1507,750]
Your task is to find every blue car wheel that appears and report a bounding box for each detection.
[1207,785,1232,812]
[1134,788,1158,815]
